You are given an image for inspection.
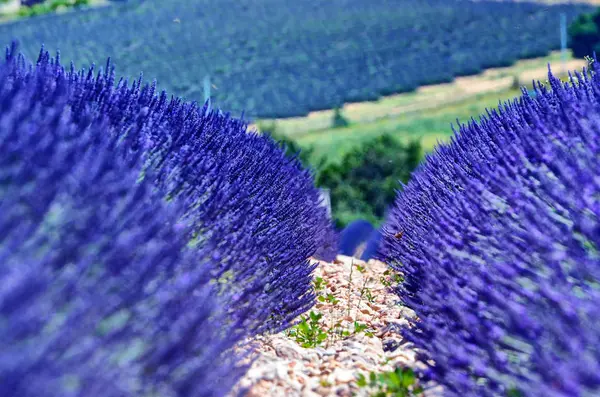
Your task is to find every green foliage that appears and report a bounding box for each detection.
[316,134,422,228]
[380,269,403,289]
[363,287,376,303]
[585,54,596,73]
[259,125,423,230]
[356,367,424,397]
[332,106,350,129]
[287,269,384,349]
[17,0,89,17]
[507,388,524,397]
[258,125,424,229]
[327,318,375,341]
[317,293,339,305]
[286,311,328,348]
[353,321,374,337]
[313,276,325,291]
[569,8,600,59]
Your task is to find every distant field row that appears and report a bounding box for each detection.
[295,88,525,163]
[0,0,590,118]
[275,51,586,165]
[257,51,585,136]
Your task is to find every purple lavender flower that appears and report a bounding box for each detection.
[339,219,376,258]
[0,45,248,395]
[5,41,336,336]
[380,63,600,396]
[0,40,336,395]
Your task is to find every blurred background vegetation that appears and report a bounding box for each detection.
[2,0,600,231]
[262,121,421,228]
[257,50,586,229]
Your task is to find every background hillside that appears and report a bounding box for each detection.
[0,0,591,118]
[0,0,597,227]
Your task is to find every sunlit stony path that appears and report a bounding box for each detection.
[230,256,442,397]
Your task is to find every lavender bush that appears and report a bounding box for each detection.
[0,41,337,394]
[7,42,337,335]
[380,63,600,396]
[0,44,248,396]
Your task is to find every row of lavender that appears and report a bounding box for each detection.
[0,42,337,396]
[0,0,588,118]
[380,61,600,395]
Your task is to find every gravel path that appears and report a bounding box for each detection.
[230,255,442,397]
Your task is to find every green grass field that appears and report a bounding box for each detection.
[294,87,524,165]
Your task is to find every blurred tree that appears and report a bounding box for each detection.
[568,9,600,59]
[332,106,350,128]
[257,123,423,229]
[316,134,422,229]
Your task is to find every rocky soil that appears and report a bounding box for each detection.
[229,255,442,397]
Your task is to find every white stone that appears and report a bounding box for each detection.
[332,367,356,383]
[0,0,20,14]
[273,340,304,360]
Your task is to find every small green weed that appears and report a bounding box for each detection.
[330,321,351,339]
[363,287,376,303]
[313,276,325,291]
[507,387,524,397]
[318,293,339,305]
[287,313,375,348]
[287,311,328,348]
[585,55,595,68]
[380,269,403,288]
[356,367,423,397]
[353,321,375,337]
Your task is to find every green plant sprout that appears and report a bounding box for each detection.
[287,311,328,348]
[295,262,379,348]
[356,367,424,397]
[353,321,374,337]
[585,55,595,67]
[313,276,325,291]
[318,293,339,305]
[380,269,403,288]
[507,387,524,397]
[356,274,374,313]
[347,259,355,319]
[364,287,376,303]
[330,320,351,340]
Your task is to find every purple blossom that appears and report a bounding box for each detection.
[0,41,336,395]
[380,62,600,396]
[9,42,336,335]
[0,49,248,395]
